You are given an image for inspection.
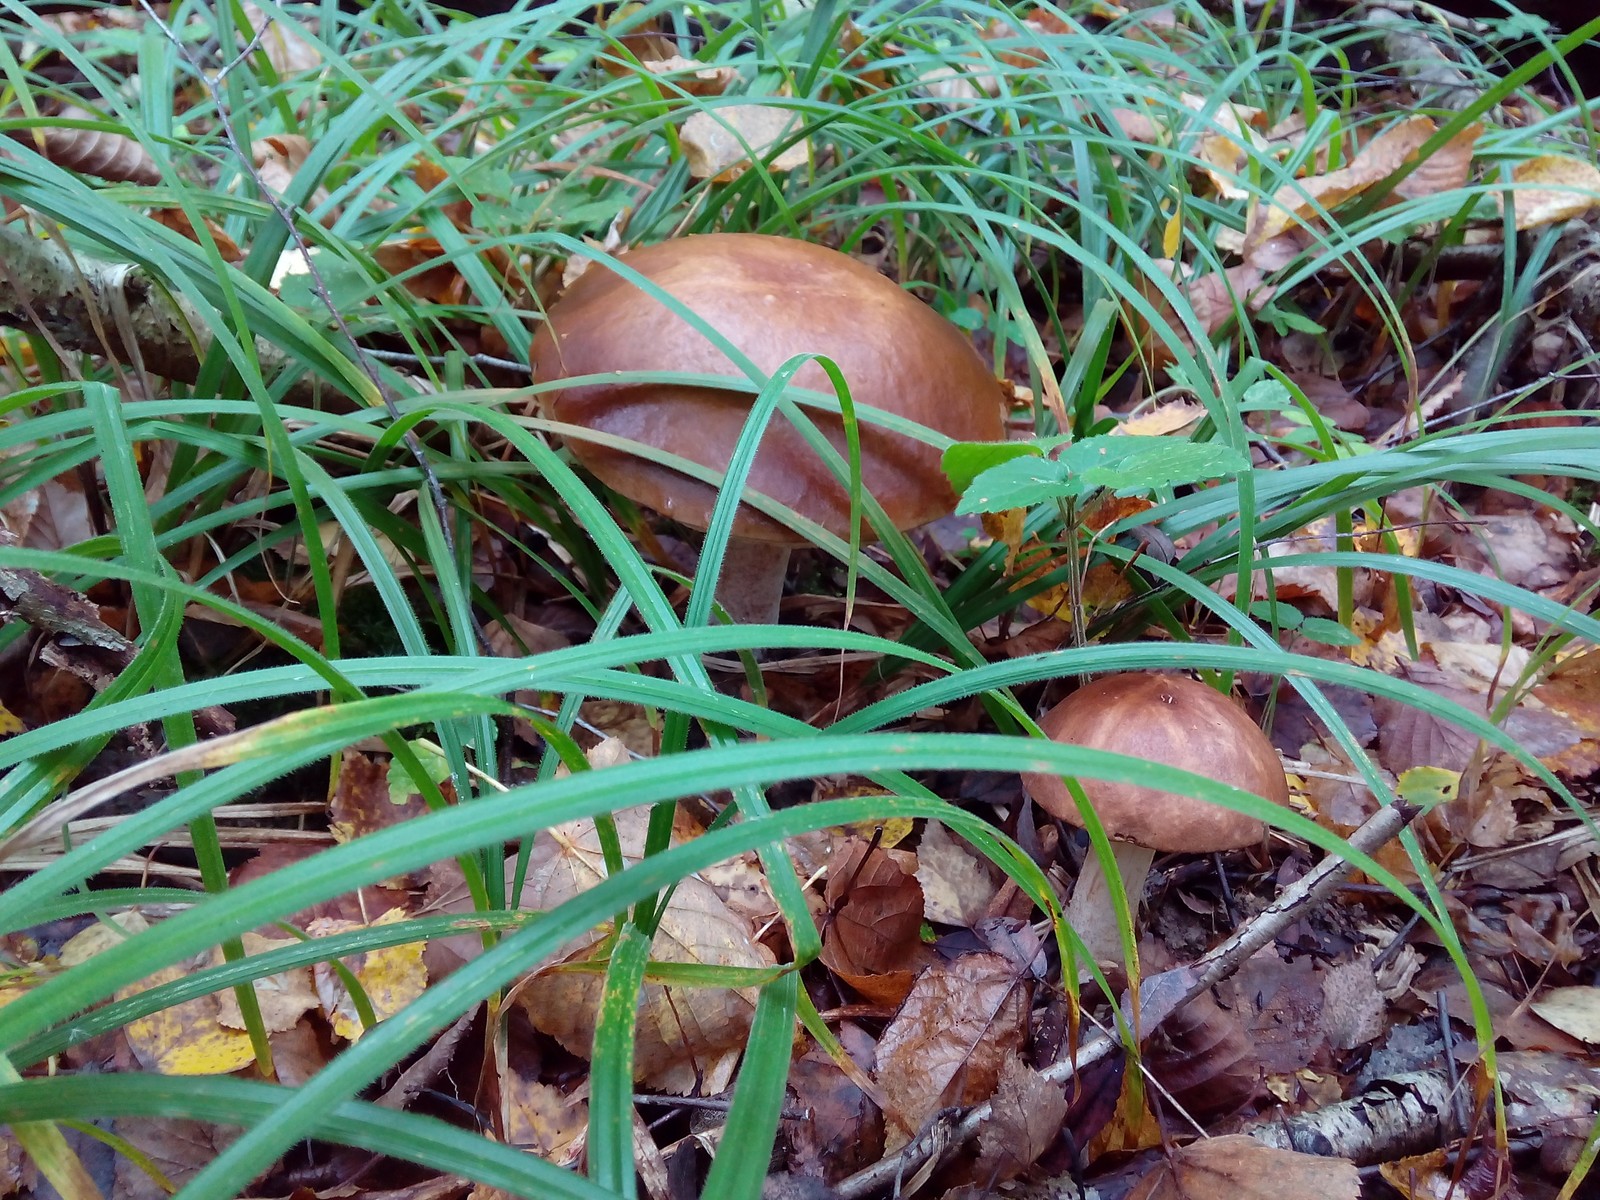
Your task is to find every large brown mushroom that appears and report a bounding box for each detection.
[1022,673,1290,973]
[530,232,1005,627]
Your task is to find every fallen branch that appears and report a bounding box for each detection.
[1252,1051,1600,1165]
[831,799,1422,1200]
[0,530,234,738]
[0,219,320,406]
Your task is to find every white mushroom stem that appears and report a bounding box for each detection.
[1065,841,1156,976]
[709,537,791,631]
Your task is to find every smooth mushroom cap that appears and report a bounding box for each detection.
[1022,673,1289,854]
[530,232,1005,545]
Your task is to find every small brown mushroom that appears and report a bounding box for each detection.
[530,232,1005,628]
[1022,673,1290,974]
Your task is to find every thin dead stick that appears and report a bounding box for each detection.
[832,799,1422,1200]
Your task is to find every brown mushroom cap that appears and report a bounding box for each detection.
[1023,673,1289,854]
[530,232,1005,545]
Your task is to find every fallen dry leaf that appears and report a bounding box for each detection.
[916,820,999,927]
[1120,400,1206,437]
[210,932,318,1034]
[119,961,258,1075]
[1531,985,1600,1044]
[785,1021,884,1183]
[820,838,925,1005]
[680,104,809,181]
[637,54,738,96]
[503,1069,587,1165]
[307,907,429,1042]
[1128,1134,1360,1200]
[874,951,1030,1149]
[973,1055,1066,1181]
[516,808,775,1094]
[1507,156,1600,230]
[113,1116,237,1200]
[20,117,160,186]
[1248,116,1437,246]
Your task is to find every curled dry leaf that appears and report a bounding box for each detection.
[21,121,160,186]
[1247,116,1438,248]
[820,838,926,1005]
[680,104,809,182]
[874,950,1030,1149]
[1507,156,1600,230]
[1128,1135,1359,1200]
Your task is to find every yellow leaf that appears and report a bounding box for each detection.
[1161,205,1182,257]
[1396,766,1459,810]
[119,965,257,1075]
[1507,156,1600,230]
[980,508,1026,572]
[308,907,428,1042]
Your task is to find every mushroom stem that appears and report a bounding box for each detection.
[708,537,791,631]
[1065,841,1156,976]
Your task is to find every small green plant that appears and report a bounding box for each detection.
[942,432,1248,640]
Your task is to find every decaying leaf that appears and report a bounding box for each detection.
[874,951,1030,1149]
[118,962,258,1075]
[307,906,429,1041]
[973,1056,1066,1181]
[516,808,776,1094]
[1128,1135,1360,1200]
[680,104,810,181]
